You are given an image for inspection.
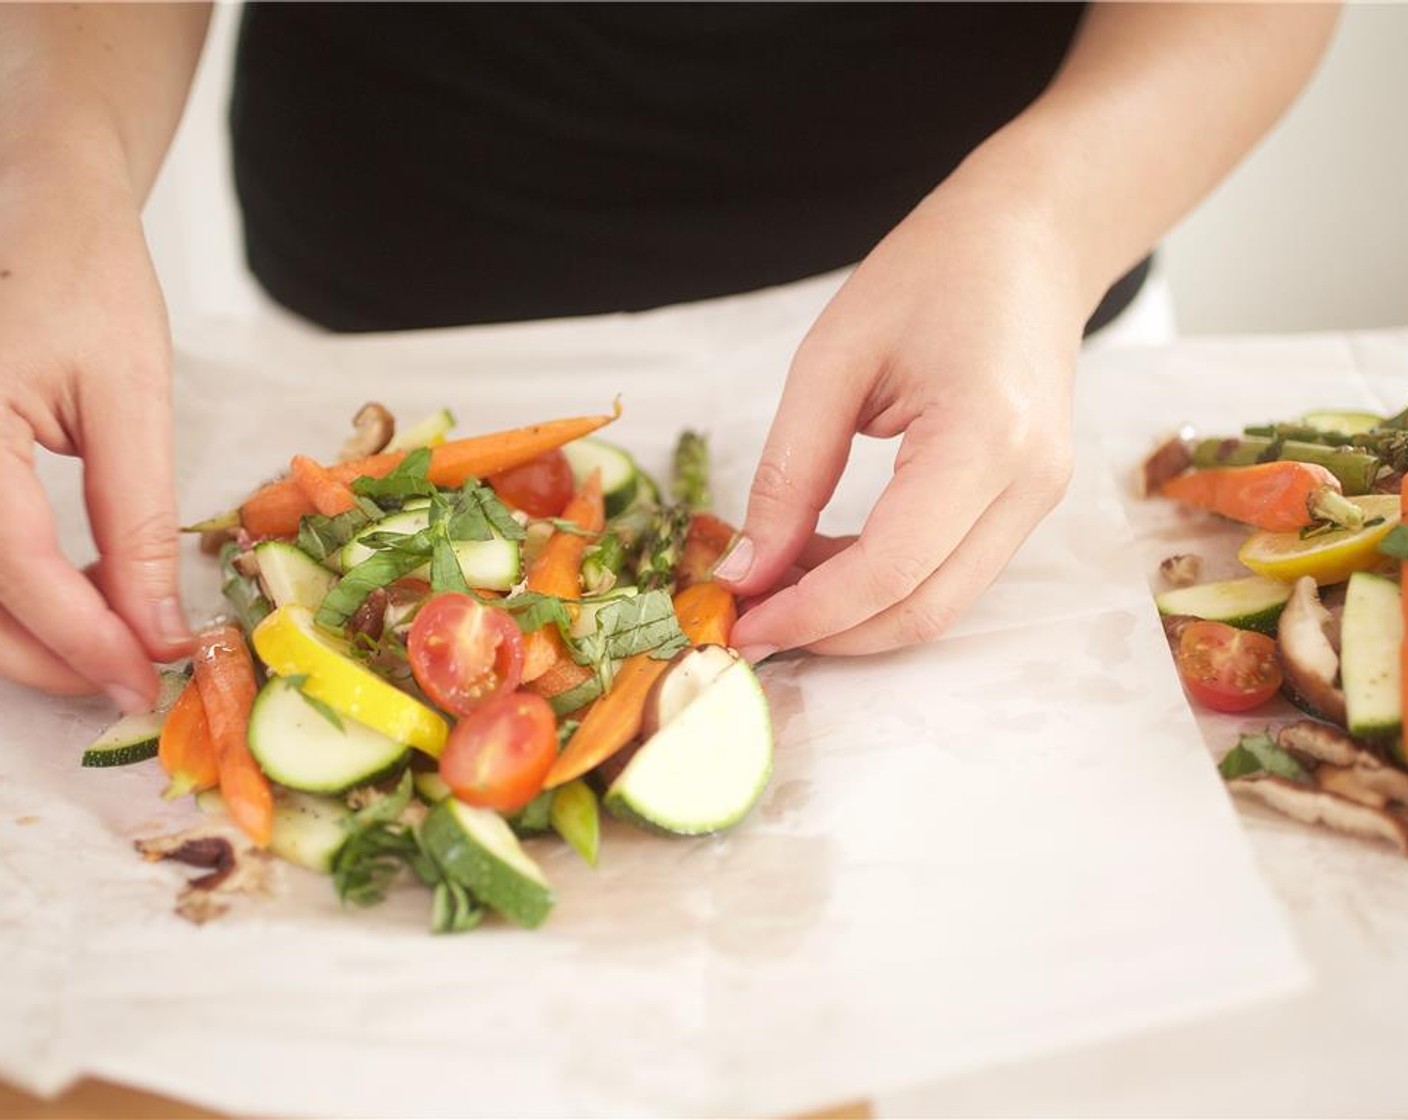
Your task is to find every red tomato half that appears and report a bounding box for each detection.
[1174,620,1283,713]
[408,593,524,718]
[440,690,558,812]
[487,450,575,519]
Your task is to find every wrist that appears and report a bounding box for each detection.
[936,112,1136,321]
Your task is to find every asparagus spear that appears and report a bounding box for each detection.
[635,503,693,593]
[1240,423,1408,475]
[1192,436,1383,495]
[671,430,711,512]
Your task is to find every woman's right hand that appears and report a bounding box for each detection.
[0,150,192,711]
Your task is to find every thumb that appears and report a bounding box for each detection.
[80,358,193,663]
[712,340,862,598]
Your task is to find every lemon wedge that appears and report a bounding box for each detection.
[251,605,448,756]
[1238,494,1401,586]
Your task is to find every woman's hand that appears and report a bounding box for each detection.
[715,184,1089,660]
[0,154,191,709]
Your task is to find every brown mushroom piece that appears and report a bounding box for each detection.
[1135,431,1194,498]
[338,402,396,462]
[640,644,740,740]
[1229,775,1408,853]
[1276,576,1347,726]
[1268,719,1408,810]
[1159,553,1203,590]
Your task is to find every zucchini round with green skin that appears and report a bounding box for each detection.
[254,541,338,611]
[248,676,410,795]
[605,658,773,836]
[1341,571,1402,739]
[420,798,554,928]
[339,508,520,590]
[198,788,352,873]
[80,669,188,768]
[562,437,640,517]
[1154,575,1293,635]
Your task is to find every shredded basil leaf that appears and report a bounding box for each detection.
[430,534,471,595]
[1378,523,1408,560]
[316,549,429,630]
[298,509,372,563]
[447,481,526,542]
[296,686,345,732]
[573,589,689,667]
[500,590,575,635]
[1217,731,1309,783]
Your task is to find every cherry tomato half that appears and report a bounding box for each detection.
[487,450,575,519]
[440,690,558,813]
[1174,620,1283,713]
[408,593,524,718]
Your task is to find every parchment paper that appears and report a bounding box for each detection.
[877,328,1408,1118]
[0,274,1305,1118]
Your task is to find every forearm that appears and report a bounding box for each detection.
[947,1,1340,316]
[0,2,210,199]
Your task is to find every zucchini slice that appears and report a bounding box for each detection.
[247,676,410,795]
[339,508,520,590]
[604,659,773,836]
[198,787,352,874]
[1341,571,1402,739]
[420,799,554,928]
[80,669,188,768]
[254,540,338,611]
[562,437,641,517]
[1154,575,1293,635]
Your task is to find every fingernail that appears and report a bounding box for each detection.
[737,644,779,665]
[105,683,152,716]
[712,534,755,583]
[155,596,193,646]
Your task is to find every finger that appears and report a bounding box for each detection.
[736,535,855,614]
[0,596,101,695]
[78,355,193,663]
[712,336,868,595]
[729,415,1008,654]
[0,436,160,712]
[805,479,1055,656]
[797,532,856,570]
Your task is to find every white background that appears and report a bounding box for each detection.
[144,2,1408,337]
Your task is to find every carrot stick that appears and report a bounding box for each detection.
[290,455,358,517]
[678,512,737,591]
[521,470,604,682]
[1400,476,1407,763]
[672,580,738,647]
[240,406,620,537]
[193,624,272,848]
[543,580,737,788]
[1160,461,1362,532]
[158,678,219,800]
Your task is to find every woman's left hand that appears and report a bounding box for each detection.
[714,183,1092,660]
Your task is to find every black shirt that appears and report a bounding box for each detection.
[231,2,1146,333]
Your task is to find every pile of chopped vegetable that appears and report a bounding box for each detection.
[1142,404,1408,852]
[86,403,774,931]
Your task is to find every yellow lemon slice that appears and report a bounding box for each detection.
[1238,494,1401,586]
[251,605,448,756]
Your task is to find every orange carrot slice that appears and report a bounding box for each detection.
[521,470,604,682]
[240,406,619,537]
[290,454,358,517]
[193,624,272,847]
[543,580,737,788]
[1160,461,1351,532]
[158,677,219,800]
